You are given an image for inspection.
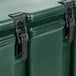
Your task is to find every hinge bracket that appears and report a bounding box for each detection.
[9,12,29,58]
[59,0,75,42]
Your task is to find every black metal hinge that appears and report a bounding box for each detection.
[59,0,75,42]
[9,12,29,58]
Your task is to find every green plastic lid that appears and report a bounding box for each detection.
[0,0,61,21]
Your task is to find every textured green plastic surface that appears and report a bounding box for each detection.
[14,59,26,76]
[0,43,14,76]
[62,40,71,76]
[29,20,64,76]
[70,26,76,76]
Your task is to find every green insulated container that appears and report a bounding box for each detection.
[0,0,74,76]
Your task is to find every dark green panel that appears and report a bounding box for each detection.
[62,40,71,76]
[0,43,14,76]
[14,59,26,76]
[70,26,76,76]
[29,21,64,76]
